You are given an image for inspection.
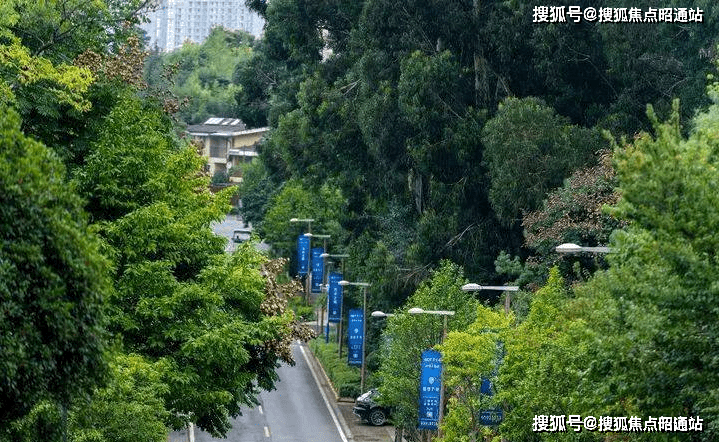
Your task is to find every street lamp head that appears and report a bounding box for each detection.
[303,232,313,237]
[339,280,370,287]
[461,283,482,292]
[371,311,388,318]
[290,218,298,222]
[556,243,582,253]
[408,307,424,314]
[320,253,329,258]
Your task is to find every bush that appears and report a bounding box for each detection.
[309,338,360,399]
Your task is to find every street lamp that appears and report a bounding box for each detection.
[290,217,315,230]
[461,284,519,314]
[339,280,370,392]
[555,243,611,253]
[408,307,455,436]
[371,310,395,318]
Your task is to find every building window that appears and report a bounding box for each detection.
[209,137,226,158]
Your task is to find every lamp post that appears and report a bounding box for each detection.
[461,284,519,314]
[321,253,349,348]
[555,243,611,253]
[290,218,314,303]
[408,307,455,437]
[339,280,370,392]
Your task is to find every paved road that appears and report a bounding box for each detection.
[211,214,269,253]
[170,343,345,442]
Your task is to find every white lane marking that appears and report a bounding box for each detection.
[259,405,264,415]
[264,426,270,438]
[298,343,350,442]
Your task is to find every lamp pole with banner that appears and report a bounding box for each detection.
[321,253,348,348]
[290,218,314,303]
[408,308,455,438]
[339,280,370,392]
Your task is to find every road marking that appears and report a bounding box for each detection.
[258,405,264,415]
[298,343,350,442]
[264,426,270,438]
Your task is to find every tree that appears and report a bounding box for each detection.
[144,27,254,125]
[74,95,314,436]
[0,106,111,425]
[482,97,605,225]
[436,305,510,442]
[376,261,478,439]
[260,179,347,261]
[593,97,719,440]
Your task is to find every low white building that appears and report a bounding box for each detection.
[187,118,269,181]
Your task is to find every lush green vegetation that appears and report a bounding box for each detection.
[233,0,719,441]
[309,338,361,399]
[4,0,719,440]
[144,27,256,126]
[0,1,314,440]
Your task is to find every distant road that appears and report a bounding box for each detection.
[211,213,269,253]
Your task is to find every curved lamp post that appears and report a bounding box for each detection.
[461,284,519,314]
[555,243,611,253]
[339,280,370,392]
[371,310,395,318]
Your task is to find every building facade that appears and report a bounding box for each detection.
[187,118,269,182]
[140,0,264,52]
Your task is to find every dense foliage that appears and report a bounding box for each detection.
[144,27,256,125]
[1,1,315,440]
[0,106,111,425]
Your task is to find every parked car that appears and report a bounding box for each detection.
[232,228,252,243]
[353,389,390,426]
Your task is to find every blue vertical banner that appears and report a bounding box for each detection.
[347,308,364,366]
[311,247,324,293]
[418,349,442,430]
[297,235,310,276]
[327,272,343,323]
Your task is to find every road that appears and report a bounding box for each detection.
[211,214,269,253]
[169,343,347,442]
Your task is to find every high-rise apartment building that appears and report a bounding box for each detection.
[140,0,264,52]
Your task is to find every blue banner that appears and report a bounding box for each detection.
[347,308,363,366]
[478,408,503,426]
[480,378,494,396]
[418,349,442,430]
[297,235,310,276]
[311,247,324,293]
[327,272,343,323]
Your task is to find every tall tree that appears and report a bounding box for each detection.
[0,106,111,425]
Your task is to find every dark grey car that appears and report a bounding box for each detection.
[353,389,390,426]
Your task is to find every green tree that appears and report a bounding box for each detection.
[482,97,605,225]
[74,95,312,436]
[437,305,510,442]
[0,106,111,424]
[260,179,347,261]
[144,27,254,125]
[498,268,604,442]
[377,261,478,439]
